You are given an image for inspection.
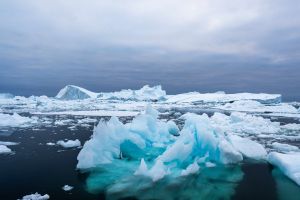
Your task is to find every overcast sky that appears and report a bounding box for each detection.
[0,0,300,100]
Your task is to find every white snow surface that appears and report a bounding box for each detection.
[18,193,50,200]
[268,152,300,186]
[57,139,81,148]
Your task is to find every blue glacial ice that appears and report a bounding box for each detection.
[76,106,275,199]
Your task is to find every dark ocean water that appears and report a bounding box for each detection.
[0,115,300,200]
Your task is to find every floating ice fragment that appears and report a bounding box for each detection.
[62,185,74,191]
[0,145,12,154]
[57,139,81,148]
[18,192,50,200]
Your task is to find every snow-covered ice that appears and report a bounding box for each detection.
[18,193,50,200]
[57,139,81,148]
[268,152,300,186]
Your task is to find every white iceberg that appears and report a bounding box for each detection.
[18,193,50,200]
[57,139,81,148]
[268,152,300,186]
[56,85,98,100]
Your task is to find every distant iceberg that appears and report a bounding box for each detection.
[55,85,166,101]
[55,85,98,100]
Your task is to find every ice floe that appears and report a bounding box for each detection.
[62,185,74,191]
[268,152,300,186]
[0,145,12,154]
[0,113,37,127]
[57,139,81,148]
[18,193,50,200]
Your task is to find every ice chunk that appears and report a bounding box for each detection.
[229,135,267,160]
[181,161,200,176]
[268,152,300,186]
[62,185,74,191]
[0,113,36,127]
[18,193,50,200]
[0,145,12,154]
[56,85,98,100]
[57,139,81,148]
[271,142,299,152]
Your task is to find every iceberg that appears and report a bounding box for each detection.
[56,85,98,100]
[55,85,166,101]
[268,152,300,186]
